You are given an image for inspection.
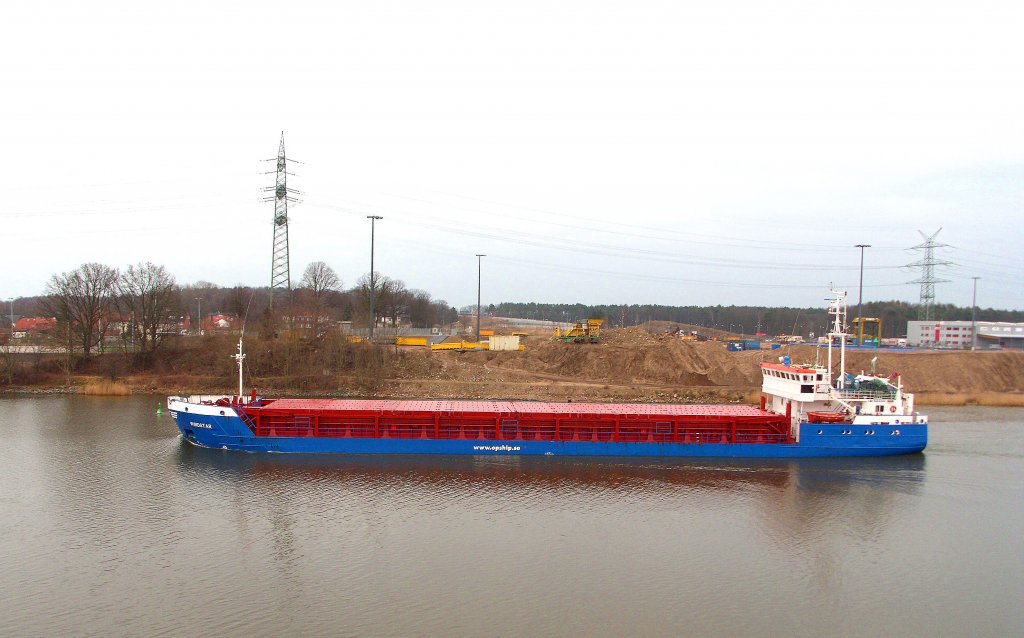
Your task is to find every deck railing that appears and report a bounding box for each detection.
[832,389,897,400]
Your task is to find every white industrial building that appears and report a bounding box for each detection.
[907,320,1024,350]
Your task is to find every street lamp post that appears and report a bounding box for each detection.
[475,254,485,343]
[855,244,871,344]
[367,215,383,343]
[194,297,203,336]
[971,276,980,351]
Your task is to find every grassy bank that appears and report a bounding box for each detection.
[82,380,131,396]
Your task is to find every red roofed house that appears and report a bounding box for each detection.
[14,317,57,338]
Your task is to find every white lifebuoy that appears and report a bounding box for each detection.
[889,406,897,413]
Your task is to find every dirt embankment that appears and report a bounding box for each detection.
[376,328,1024,405]
[486,328,765,387]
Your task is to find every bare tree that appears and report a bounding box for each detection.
[0,345,13,386]
[300,261,340,337]
[354,271,379,333]
[353,272,406,336]
[301,261,341,296]
[406,289,439,328]
[42,263,120,358]
[226,286,259,326]
[118,262,177,353]
[377,277,408,338]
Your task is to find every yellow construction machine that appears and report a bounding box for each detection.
[554,319,604,343]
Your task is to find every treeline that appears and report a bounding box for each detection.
[9,260,458,366]
[492,301,1024,338]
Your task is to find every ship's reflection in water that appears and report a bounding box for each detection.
[172,444,931,635]
[175,442,927,501]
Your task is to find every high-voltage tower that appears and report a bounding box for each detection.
[906,228,954,320]
[263,132,301,307]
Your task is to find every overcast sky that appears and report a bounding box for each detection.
[3,1,1022,311]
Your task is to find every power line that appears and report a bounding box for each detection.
[392,191,897,253]
[308,200,904,273]
[380,236,913,293]
[480,254,910,291]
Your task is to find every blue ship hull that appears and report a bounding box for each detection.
[171,410,927,458]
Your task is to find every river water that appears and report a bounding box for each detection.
[0,396,1020,637]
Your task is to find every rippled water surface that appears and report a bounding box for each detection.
[0,396,1021,637]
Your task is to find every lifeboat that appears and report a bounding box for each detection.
[807,411,847,424]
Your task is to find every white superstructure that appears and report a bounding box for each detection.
[761,291,927,441]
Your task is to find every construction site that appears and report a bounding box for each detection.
[358,319,1024,407]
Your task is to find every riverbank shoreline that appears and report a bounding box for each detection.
[4,333,1022,406]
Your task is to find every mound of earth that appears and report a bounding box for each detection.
[409,328,1024,403]
[484,327,767,387]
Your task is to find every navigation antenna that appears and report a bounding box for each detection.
[906,228,953,320]
[263,132,303,308]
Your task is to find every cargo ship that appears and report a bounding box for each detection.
[168,291,927,457]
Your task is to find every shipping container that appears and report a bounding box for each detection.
[489,335,522,351]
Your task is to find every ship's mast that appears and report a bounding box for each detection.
[232,337,246,398]
[826,290,848,389]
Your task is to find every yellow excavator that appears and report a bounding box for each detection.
[554,319,604,343]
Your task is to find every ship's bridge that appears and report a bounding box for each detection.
[760,362,831,402]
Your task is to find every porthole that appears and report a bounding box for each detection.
[219,411,225,416]
[817,429,823,435]
[892,430,900,436]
